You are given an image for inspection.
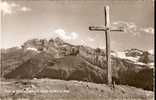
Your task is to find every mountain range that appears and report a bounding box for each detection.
[0,37,154,91]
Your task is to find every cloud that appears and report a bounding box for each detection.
[112,21,138,36]
[79,38,95,46]
[112,21,137,30]
[148,49,154,55]
[141,27,154,34]
[99,46,105,49]
[80,40,87,45]
[112,21,154,36]
[0,2,16,15]
[113,21,137,30]
[0,1,31,15]
[53,29,79,40]
[87,37,95,42]
[70,32,79,40]
[20,6,31,12]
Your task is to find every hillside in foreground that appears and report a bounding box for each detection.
[0,79,154,100]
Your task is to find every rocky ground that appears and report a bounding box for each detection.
[0,79,154,100]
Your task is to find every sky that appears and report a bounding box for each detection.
[0,0,154,51]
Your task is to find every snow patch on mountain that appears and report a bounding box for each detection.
[126,56,140,62]
[17,45,22,49]
[116,52,126,58]
[111,51,139,62]
[148,49,154,55]
[26,47,40,53]
[112,50,154,67]
[134,62,154,68]
[148,63,154,68]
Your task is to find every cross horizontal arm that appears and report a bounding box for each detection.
[89,26,124,32]
[89,26,108,31]
[110,27,125,32]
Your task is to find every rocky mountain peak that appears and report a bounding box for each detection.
[54,37,65,45]
[124,48,143,57]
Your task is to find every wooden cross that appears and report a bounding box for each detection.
[89,6,124,86]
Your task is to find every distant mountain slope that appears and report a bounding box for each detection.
[1,37,154,90]
[1,47,38,76]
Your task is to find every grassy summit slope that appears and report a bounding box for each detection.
[0,79,154,100]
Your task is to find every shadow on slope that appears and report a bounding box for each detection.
[2,50,153,91]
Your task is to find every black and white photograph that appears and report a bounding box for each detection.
[0,0,154,100]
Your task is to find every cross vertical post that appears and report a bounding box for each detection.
[104,6,112,86]
[89,6,124,86]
